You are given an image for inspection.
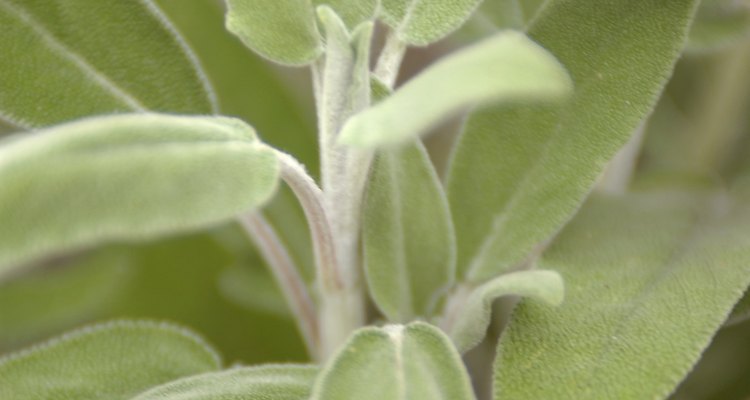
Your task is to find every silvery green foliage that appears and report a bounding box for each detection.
[0,321,222,399]
[448,0,702,282]
[310,322,476,400]
[362,141,455,323]
[1,0,749,399]
[495,189,750,399]
[224,0,322,65]
[0,0,216,128]
[0,114,279,279]
[338,30,572,148]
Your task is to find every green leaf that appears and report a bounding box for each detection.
[0,0,216,128]
[380,0,485,45]
[687,0,750,53]
[0,250,130,351]
[448,0,700,282]
[132,365,317,400]
[363,141,455,322]
[225,0,322,66]
[312,0,377,28]
[443,269,563,353]
[338,30,571,148]
[0,114,279,279]
[494,190,750,400]
[0,320,221,399]
[311,322,476,400]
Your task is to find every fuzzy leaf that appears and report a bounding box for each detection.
[338,30,571,148]
[363,141,455,322]
[0,321,221,399]
[494,190,750,400]
[225,0,322,66]
[448,0,700,282]
[0,114,279,279]
[132,365,317,400]
[380,0,485,45]
[312,0,377,28]
[687,0,750,53]
[311,322,476,400]
[0,0,215,128]
[444,270,563,353]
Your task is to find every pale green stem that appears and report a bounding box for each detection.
[238,213,320,359]
[374,32,407,89]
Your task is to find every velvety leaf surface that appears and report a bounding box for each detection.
[0,321,221,399]
[0,114,279,279]
[380,0,484,45]
[338,30,571,148]
[312,0,376,28]
[363,141,455,322]
[494,190,750,400]
[448,0,700,282]
[688,0,750,53]
[444,269,563,353]
[132,365,317,400]
[311,322,476,400]
[0,0,215,128]
[225,0,322,65]
[0,250,130,351]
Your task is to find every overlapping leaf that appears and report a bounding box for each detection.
[338,30,571,148]
[0,321,221,399]
[363,141,455,322]
[225,0,322,65]
[311,322,476,400]
[443,269,563,353]
[133,365,317,400]
[494,190,750,400]
[0,0,215,128]
[312,0,377,29]
[448,0,700,282]
[0,114,279,279]
[380,0,485,45]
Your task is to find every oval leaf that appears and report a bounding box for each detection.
[338,30,571,148]
[0,113,279,279]
[380,0,484,45]
[133,365,317,400]
[311,322,476,400]
[448,0,700,282]
[0,0,216,128]
[363,141,455,322]
[494,191,750,400]
[225,0,322,66]
[0,320,221,399]
[443,269,563,353]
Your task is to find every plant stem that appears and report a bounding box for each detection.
[273,150,342,292]
[238,213,320,359]
[374,32,407,89]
